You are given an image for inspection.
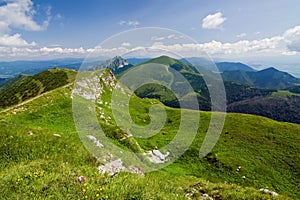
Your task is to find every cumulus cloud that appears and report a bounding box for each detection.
[0,33,36,46]
[121,42,131,47]
[118,20,140,27]
[151,36,165,41]
[0,0,50,33]
[167,34,184,40]
[202,12,226,29]
[283,25,300,52]
[150,34,185,41]
[0,0,51,48]
[2,25,300,61]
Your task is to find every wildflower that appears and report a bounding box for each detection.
[77,176,85,183]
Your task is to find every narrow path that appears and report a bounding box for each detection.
[164,65,174,88]
[0,83,73,114]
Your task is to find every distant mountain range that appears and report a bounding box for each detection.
[222,67,300,90]
[0,78,10,86]
[1,55,300,123]
[0,58,83,78]
[106,56,300,124]
[216,62,256,72]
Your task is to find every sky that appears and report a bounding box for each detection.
[1,0,300,75]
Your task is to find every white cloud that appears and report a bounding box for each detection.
[118,20,140,27]
[0,0,51,48]
[151,36,165,41]
[49,44,62,47]
[54,13,63,20]
[2,25,300,61]
[121,42,131,47]
[283,25,300,52]
[128,20,139,26]
[0,0,50,33]
[118,20,127,25]
[237,33,247,38]
[0,33,36,46]
[167,34,184,40]
[147,36,286,57]
[202,12,226,29]
[150,34,185,41]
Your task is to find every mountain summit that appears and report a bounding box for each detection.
[102,56,132,73]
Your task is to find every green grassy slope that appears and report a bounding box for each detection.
[0,78,11,87]
[116,56,300,124]
[0,68,299,199]
[288,85,300,94]
[0,74,31,93]
[0,68,76,109]
[119,56,274,112]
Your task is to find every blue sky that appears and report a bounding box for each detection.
[19,0,300,46]
[1,0,300,74]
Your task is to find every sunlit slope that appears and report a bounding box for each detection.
[0,69,299,199]
[0,68,77,109]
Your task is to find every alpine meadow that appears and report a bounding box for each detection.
[0,0,300,200]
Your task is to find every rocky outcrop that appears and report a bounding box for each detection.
[146,150,170,164]
[259,188,279,196]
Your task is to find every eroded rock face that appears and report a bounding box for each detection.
[146,150,170,164]
[74,68,170,177]
[101,56,130,72]
[87,135,104,148]
[72,71,105,100]
[97,159,144,176]
[259,188,279,196]
[98,159,124,176]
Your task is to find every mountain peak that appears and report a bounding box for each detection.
[262,67,279,72]
[146,55,198,73]
[99,56,132,73]
[107,56,129,68]
[149,55,180,65]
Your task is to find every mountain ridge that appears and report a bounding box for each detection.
[0,68,76,109]
[216,62,256,72]
[110,56,300,123]
[222,67,300,90]
[1,55,299,124]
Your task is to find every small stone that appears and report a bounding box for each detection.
[27,131,33,136]
[53,134,61,137]
[259,188,278,196]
